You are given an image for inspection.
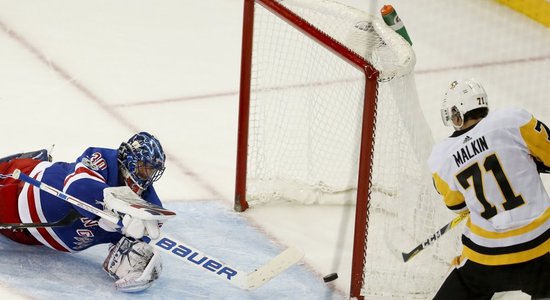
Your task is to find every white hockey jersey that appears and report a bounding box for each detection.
[428,107,550,265]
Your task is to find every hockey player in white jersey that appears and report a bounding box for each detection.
[429,79,550,299]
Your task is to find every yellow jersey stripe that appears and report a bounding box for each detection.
[463,237,550,265]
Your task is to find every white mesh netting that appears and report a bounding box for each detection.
[243,0,462,298]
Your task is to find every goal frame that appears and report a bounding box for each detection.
[234,0,380,298]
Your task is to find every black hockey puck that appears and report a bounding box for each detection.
[323,272,338,283]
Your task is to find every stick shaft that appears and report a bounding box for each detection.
[402,211,468,262]
[12,169,119,224]
[0,210,80,230]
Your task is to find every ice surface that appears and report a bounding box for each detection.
[0,202,341,299]
[0,0,547,299]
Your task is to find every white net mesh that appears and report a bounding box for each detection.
[243,0,462,298]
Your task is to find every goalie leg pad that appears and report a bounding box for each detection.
[103,237,162,292]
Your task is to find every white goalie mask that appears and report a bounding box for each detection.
[440,79,488,129]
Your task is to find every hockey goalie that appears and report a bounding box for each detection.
[0,132,175,292]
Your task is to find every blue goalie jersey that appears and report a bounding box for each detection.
[17,147,163,252]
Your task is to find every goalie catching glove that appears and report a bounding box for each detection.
[99,186,175,239]
[103,236,162,292]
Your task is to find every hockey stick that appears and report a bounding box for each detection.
[0,209,81,230]
[402,211,469,262]
[11,169,304,290]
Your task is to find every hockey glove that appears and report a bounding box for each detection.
[103,236,162,292]
[100,186,173,240]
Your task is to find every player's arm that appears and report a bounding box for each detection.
[65,176,167,240]
[432,173,468,214]
[64,178,108,219]
[140,185,163,207]
[64,175,163,292]
[520,116,550,169]
[100,186,174,292]
[63,149,115,218]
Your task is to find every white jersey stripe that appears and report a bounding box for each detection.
[18,162,73,252]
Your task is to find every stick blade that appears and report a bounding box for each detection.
[402,251,416,262]
[246,247,304,290]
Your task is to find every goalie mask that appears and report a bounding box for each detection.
[118,132,166,194]
[441,79,488,129]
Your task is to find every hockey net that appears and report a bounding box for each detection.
[235,0,461,299]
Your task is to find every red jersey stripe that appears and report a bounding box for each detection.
[64,164,105,186]
[26,172,70,252]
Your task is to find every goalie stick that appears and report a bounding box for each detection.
[0,209,81,230]
[402,211,469,262]
[11,169,304,290]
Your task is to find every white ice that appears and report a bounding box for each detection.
[0,0,548,299]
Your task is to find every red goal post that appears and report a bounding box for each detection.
[234,0,460,299]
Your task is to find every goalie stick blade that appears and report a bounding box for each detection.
[245,247,304,290]
[12,169,120,224]
[402,248,421,263]
[148,235,304,291]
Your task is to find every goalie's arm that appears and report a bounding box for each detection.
[64,177,113,219]
[12,169,120,224]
